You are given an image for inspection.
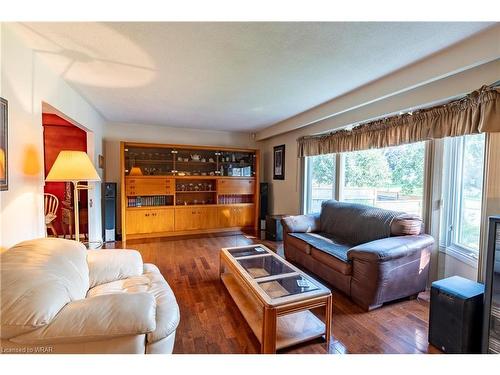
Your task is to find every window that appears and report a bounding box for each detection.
[303,142,426,216]
[304,154,335,213]
[341,142,426,216]
[441,133,486,256]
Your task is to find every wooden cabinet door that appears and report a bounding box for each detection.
[174,207,198,231]
[126,209,151,234]
[175,207,217,231]
[197,207,218,229]
[127,208,175,234]
[239,205,255,227]
[217,178,255,195]
[153,208,175,232]
[218,206,233,227]
[217,205,254,228]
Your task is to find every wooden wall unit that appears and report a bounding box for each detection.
[120,142,259,241]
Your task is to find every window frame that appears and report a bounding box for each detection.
[303,153,337,214]
[440,134,486,262]
[302,142,431,220]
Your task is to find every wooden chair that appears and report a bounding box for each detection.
[44,193,59,237]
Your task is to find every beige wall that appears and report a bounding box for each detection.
[0,23,105,249]
[103,122,256,234]
[438,252,478,280]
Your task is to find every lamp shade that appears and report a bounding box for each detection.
[46,151,101,182]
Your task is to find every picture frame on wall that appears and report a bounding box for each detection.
[273,144,285,180]
[0,97,8,191]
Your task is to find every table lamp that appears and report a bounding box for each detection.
[46,151,101,242]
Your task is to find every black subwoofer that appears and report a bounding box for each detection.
[429,276,484,353]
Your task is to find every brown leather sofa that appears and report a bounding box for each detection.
[281,200,434,311]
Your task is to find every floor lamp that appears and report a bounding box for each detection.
[46,151,101,242]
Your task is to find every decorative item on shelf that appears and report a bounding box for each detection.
[191,153,201,161]
[45,151,101,242]
[177,172,186,176]
[129,166,143,176]
[209,158,214,163]
[177,156,182,162]
[201,158,206,162]
[231,154,236,162]
[183,157,189,162]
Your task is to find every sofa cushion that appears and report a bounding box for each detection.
[320,200,401,246]
[289,232,350,262]
[87,249,143,288]
[10,293,156,344]
[87,263,180,344]
[391,214,423,236]
[310,248,352,275]
[285,233,312,255]
[1,238,89,339]
[281,213,320,233]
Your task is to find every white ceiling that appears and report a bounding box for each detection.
[16,22,494,132]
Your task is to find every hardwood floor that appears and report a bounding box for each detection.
[107,233,441,354]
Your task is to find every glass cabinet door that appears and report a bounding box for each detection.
[124,146,175,176]
[124,144,256,178]
[172,148,219,176]
[217,150,255,177]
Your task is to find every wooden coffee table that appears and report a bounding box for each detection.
[220,244,332,353]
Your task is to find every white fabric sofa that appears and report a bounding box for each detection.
[0,238,180,354]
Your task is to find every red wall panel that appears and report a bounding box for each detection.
[43,114,87,236]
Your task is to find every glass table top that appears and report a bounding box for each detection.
[227,245,268,258]
[258,274,319,299]
[237,255,294,279]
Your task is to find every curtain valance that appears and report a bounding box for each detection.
[297,85,500,157]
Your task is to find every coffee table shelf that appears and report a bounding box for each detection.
[220,244,332,353]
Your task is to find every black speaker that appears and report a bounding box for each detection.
[265,214,285,241]
[260,182,268,219]
[102,182,116,242]
[429,276,484,353]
